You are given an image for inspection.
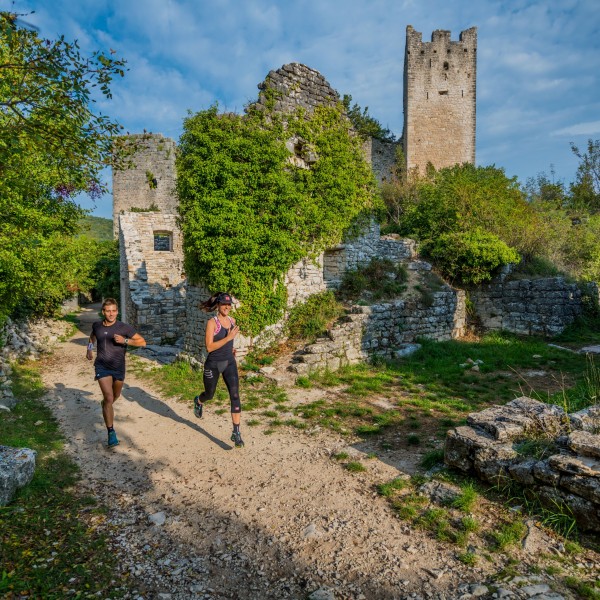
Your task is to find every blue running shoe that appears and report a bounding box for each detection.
[107,429,119,448]
[230,431,245,448]
[193,395,203,418]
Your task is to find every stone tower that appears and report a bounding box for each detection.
[403,26,477,175]
[112,133,177,237]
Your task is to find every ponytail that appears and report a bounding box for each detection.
[199,292,225,313]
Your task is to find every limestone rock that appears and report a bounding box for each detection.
[0,446,37,506]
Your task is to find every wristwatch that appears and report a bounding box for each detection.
[124,338,129,345]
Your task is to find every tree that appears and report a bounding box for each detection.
[0,12,126,321]
[569,139,600,212]
[341,94,396,142]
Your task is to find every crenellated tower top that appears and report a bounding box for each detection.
[403,25,477,174]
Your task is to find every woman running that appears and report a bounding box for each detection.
[193,292,244,447]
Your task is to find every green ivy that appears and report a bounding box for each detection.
[177,103,380,335]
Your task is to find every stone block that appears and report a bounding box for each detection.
[548,454,600,478]
[568,430,600,459]
[0,446,37,506]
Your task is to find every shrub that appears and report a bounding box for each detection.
[425,229,520,285]
[338,258,408,301]
[286,291,345,342]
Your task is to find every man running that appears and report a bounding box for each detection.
[86,298,146,447]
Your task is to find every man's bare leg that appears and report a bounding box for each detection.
[98,376,123,446]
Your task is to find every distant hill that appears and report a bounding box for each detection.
[78,216,113,242]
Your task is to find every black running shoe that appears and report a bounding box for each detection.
[193,395,203,418]
[230,431,245,448]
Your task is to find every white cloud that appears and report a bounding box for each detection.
[552,121,600,137]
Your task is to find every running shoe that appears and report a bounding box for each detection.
[230,431,245,448]
[193,396,203,418]
[107,429,119,448]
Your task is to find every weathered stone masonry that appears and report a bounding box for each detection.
[119,212,185,345]
[470,277,583,337]
[403,26,477,175]
[446,397,600,532]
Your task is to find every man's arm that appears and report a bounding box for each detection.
[113,332,146,347]
[86,333,96,361]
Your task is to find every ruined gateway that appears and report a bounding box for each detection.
[113,26,583,368]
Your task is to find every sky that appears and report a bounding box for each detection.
[4,0,600,219]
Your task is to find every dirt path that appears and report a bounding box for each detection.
[39,306,574,600]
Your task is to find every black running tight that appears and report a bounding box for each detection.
[197,359,241,413]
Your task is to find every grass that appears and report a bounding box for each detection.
[345,461,367,473]
[0,361,126,598]
[491,520,527,551]
[451,483,478,512]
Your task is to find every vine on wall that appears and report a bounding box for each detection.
[176,103,380,335]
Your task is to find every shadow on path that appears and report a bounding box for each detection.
[121,385,231,451]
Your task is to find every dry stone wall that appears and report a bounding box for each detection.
[118,212,186,345]
[445,397,600,532]
[470,277,583,336]
[403,26,477,175]
[290,285,466,375]
[323,221,416,287]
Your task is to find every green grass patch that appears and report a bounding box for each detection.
[452,483,478,513]
[345,461,367,473]
[457,551,478,566]
[491,520,527,551]
[0,361,126,598]
[420,449,445,470]
[376,478,408,497]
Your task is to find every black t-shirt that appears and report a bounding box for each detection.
[92,320,137,372]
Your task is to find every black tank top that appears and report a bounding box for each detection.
[207,316,235,362]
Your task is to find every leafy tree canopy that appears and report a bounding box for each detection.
[177,102,380,335]
[0,13,126,321]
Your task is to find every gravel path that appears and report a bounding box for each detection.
[39,306,589,600]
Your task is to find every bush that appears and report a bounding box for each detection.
[286,291,345,342]
[425,229,520,285]
[338,258,408,301]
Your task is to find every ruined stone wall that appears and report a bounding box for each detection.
[118,212,186,344]
[470,277,583,336]
[403,26,477,175]
[323,220,417,287]
[254,63,339,115]
[112,134,177,237]
[445,397,600,532]
[290,287,467,375]
[362,138,399,184]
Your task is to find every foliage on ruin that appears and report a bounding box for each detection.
[341,94,396,142]
[426,229,520,285]
[176,103,380,335]
[285,291,345,343]
[0,13,126,322]
[338,258,409,301]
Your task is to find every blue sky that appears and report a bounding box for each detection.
[4,0,600,219]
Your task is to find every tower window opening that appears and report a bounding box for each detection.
[154,231,173,252]
[464,48,468,52]
[439,90,448,95]
[447,49,451,54]
[420,50,425,54]
[443,61,449,70]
